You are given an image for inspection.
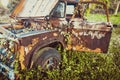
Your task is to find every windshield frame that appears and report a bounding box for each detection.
[50,1,66,18]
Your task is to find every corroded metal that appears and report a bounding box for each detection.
[67,21,112,52]
[0,0,113,79]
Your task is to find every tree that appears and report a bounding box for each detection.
[114,1,120,15]
[0,0,9,9]
[7,0,20,12]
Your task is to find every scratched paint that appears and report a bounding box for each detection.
[72,30,106,39]
[79,31,106,39]
[24,38,39,56]
[67,44,102,53]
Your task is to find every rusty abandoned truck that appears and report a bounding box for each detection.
[0,0,113,79]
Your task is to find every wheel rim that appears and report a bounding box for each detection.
[43,57,58,70]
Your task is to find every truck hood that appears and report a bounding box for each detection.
[10,0,58,18]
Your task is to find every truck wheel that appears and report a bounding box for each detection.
[31,47,61,70]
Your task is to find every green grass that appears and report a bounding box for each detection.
[86,14,107,22]
[109,13,120,25]
[86,13,120,25]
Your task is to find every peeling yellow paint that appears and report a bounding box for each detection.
[19,38,39,69]
[25,38,39,55]
[67,44,102,53]
[75,45,102,53]
[53,33,58,36]
[19,46,25,69]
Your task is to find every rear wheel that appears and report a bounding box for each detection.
[31,47,61,70]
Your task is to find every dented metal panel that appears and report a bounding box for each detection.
[68,18,112,53]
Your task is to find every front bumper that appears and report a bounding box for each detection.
[0,62,15,80]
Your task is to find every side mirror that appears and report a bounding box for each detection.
[45,15,50,21]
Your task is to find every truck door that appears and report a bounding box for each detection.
[66,2,112,53]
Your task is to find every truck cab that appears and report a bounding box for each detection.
[48,0,112,53]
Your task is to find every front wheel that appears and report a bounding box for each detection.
[31,47,61,70]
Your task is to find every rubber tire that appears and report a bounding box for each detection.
[31,47,61,70]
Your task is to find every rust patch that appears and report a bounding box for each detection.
[74,45,102,53]
[69,17,112,53]
[67,44,102,53]
[25,38,39,55]
[67,28,112,53]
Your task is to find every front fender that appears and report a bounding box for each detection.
[17,30,65,69]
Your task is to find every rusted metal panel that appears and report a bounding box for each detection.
[17,30,62,45]
[70,29,111,53]
[17,30,65,67]
[67,18,112,53]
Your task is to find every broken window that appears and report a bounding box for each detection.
[51,2,65,18]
